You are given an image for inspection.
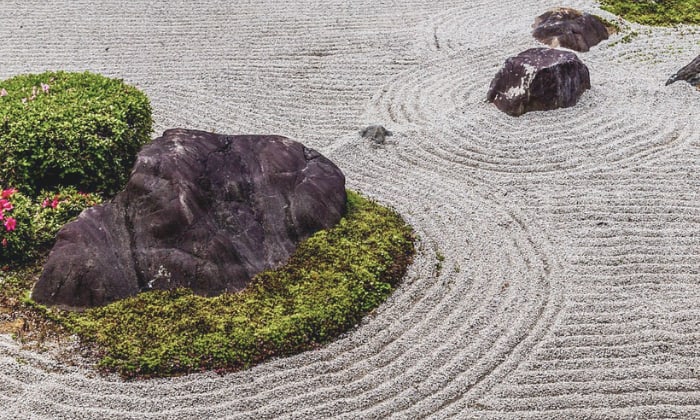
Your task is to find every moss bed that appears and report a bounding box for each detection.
[3,191,415,378]
[600,0,700,26]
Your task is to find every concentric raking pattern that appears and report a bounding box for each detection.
[1,0,699,418]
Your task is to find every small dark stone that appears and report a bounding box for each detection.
[532,8,610,52]
[360,125,392,144]
[486,47,591,117]
[32,129,347,310]
[666,54,700,87]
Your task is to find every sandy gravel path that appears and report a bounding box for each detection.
[1,1,699,418]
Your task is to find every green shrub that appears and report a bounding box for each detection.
[600,0,700,25]
[0,186,101,265]
[57,191,415,378]
[0,71,152,197]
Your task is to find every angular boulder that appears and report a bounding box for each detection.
[32,129,347,310]
[532,8,609,52]
[666,54,700,87]
[486,48,591,117]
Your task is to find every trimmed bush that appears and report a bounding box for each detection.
[0,71,152,197]
[54,191,415,378]
[0,186,101,265]
[600,0,699,25]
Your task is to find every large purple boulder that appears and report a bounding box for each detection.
[486,48,591,117]
[532,8,610,52]
[32,129,347,310]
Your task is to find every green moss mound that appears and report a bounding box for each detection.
[0,71,152,197]
[600,0,700,26]
[47,191,415,378]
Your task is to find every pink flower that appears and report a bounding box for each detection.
[1,238,6,247]
[41,83,50,94]
[51,197,60,208]
[0,199,12,211]
[41,198,49,208]
[4,217,16,232]
[0,88,6,97]
[1,188,17,199]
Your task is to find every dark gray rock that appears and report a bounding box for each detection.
[486,48,591,117]
[32,129,347,310]
[666,54,700,87]
[532,8,609,52]
[360,125,392,145]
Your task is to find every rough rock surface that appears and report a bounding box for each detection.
[32,129,347,310]
[666,54,700,87]
[532,8,609,52]
[486,47,591,117]
[360,125,392,145]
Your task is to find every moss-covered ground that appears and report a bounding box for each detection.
[2,190,415,378]
[600,0,700,26]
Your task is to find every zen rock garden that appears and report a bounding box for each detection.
[24,7,700,316]
[0,2,697,380]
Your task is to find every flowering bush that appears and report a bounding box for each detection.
[0,71,152,197]
[0,187,101,265]
[0,188,33,264]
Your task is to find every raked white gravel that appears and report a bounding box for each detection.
[1,1,699,418]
